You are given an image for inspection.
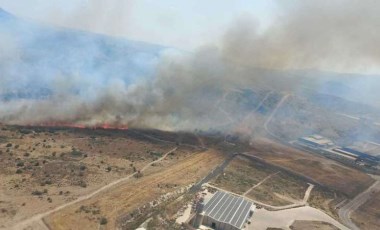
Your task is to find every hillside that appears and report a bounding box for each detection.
[0,8,165,100]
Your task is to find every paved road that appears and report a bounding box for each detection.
[11,147,178,230]
[189,153,236,193]
[248,206,350,230]
[338,180,380,230]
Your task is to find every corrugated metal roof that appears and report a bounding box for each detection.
[203,191,253,229]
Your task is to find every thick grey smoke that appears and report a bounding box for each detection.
[1,1,380,130]
[223,1,380,72]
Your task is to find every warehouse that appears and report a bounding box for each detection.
[195,191,255,230]
[298,135,334,148]
[334,147,380,164]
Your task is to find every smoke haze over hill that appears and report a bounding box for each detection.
[1,1,380,131]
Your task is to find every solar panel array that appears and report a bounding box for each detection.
[203,191,253,229]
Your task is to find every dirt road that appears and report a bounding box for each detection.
[303,183,315,203]
[11,147,178,230]
[243,172,280,196]
[46,149,225,229]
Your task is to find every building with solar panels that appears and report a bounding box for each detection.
[194,191,255,230]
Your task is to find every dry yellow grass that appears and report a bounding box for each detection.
[211,156,275,195]
[0,126,191,228]
[44,149,225,230]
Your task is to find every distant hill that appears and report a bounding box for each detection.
[0,8,166,100]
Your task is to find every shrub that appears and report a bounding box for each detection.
[134,171,143,178]
[150,151,163,157]
[16,169,23,174]
[32,190,43,196]
[20,129,32,135]
[71,150,83,157]
[100,217,108,225]
[79,180,87,188]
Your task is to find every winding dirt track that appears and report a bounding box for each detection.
[45,149,225,229]
[243,171,280,196]
[11,147,178,230]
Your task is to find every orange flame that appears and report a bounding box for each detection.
[29,122,128,130]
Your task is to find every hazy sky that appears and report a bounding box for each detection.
[0,0,278,50]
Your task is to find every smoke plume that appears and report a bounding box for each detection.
[1,1,380,131]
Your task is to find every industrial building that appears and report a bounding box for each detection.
[333,147,380,164]
[298,135,334,148]
[294,135,380,173]
[193,191,255,230]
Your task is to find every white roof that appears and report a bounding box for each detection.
[203,191,253,229]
